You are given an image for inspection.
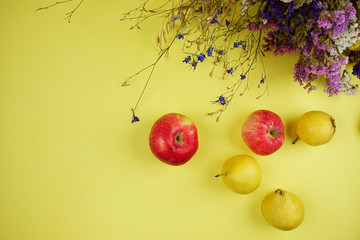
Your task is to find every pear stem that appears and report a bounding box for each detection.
[331,118,336,132]
[275,189,285,196]
[292,136,299,144]
[215,173,227,178]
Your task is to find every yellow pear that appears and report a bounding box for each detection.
[215,155,262,194]
[261,189,305,231]
[294,111,336,146]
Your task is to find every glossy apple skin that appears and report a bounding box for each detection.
[241,110,284,156]
[149,113,198,166]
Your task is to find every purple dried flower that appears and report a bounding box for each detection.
[345,3,357,20]
[131,109,139,123]
[218,96,226,105]
[242,42,246,51]
[293,62,309,85]
[197,53,206,62]
[210,16,219,24]
[333,10,346,25]
[211,96,226,105]
[176,34,184,39]
[317,18,332,29]
[192,61,198,70]
[352,60,360,76]
[226,67,234,74]
[259,76,265,85]
[183,56,191,64]
[207,47,214,56]
[246,22,259,32]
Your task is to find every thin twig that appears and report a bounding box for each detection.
[35,0,73,11]
[123,0,198,118]
[64,0,84,23]
[36,0,84,23]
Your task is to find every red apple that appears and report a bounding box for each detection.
[149,113,198,166]
[241,110,284,156]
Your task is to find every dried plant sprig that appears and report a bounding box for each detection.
[121,0,198,124]
[36,0,84,23]
[120,0,175,30]
[36,0,360,123]
[122,0,269,123]
[35,0,73,11]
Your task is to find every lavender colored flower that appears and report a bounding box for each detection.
[333,10,346,25]
[310,30,328,50]
[324,75,343,96]
[345,3,357,20]
[317,18,332,29]
[323,56,349,96]
[330,8,354,38]
[328,60,341,72]
[293,62,309,85]
[274,44,299,55]
[341,56,349,65]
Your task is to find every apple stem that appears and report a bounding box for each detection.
[292,136,299,144]
[270,130,282,137]
[214,173,227,178]
[175,133,184,145]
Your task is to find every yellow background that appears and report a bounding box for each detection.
[1,1,360,239]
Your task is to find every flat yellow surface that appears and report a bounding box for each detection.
[1,1,360,239]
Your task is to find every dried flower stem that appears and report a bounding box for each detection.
[122,0,198,117]
[122,0,271,122]
[35,0,73,11]
[36,0,84,23]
